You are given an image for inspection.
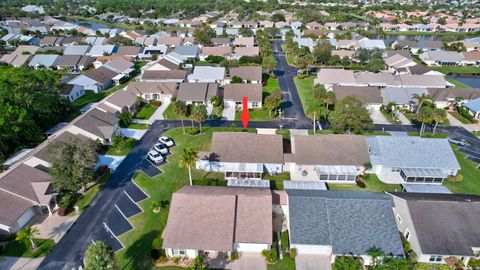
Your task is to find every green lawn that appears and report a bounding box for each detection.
[446,77,472,88]
[76,173,111,211]
[444,148,480,195]
[162,103,187,120]
[402,111,449,126]
[115,127,255,270]
[106,138,137,156]
[449,111,471,124]
[327,174,401,193]
[128,123,150,130]
[135,103,158,120]
[285,55,295,66]
[2,238,55,257]
[235,109,273,121]
[263,172,291,190]
[381,110,401,124]
[267,231,295,270]
[275,129,291,139]
[66,16,191,32]
[407,131,449,138]
[293,76,314,118]
[264,78,280,95]
[432,66,480,75]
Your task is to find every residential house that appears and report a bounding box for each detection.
[12,45,38,55]
[285,135,370,182]
[233,47,260,59]
[142,58,178,71]
[233,37,255,47]
[226,66,262,84]
[366,136,460,184]
[259,20,274,28]
[391,40,419,53]
[0,53,32,67]
[461,51,480,66]
[211,37,231,46]
[28,54,60,69]
[420,40,443,52]
[140,70,187,83]
[163,186,272,258]
[398,74,448,88]
[389,192,480,265]
[354,72,401,88]
[87,45,116,57]
[381,87,428,110]
[199,46,232,60]
[464,98,480,118]
[293,37,314,52]
[196,132,284,179]
[163,52,187,66]
[99,90,138,114]
[223,84,262,109]
[127,81,178,103]
[0,164,55,234]
[176,83,218,105]
[287,190,404,265]
[359,38,386,50]
[385,54,417,72]
[60,84,85,101]
[68,66,119,93]
[420,51,464,66]
[331,50,355,60]
[332,86,383,110]
[63,45,91,55]
[40,36,61,46]
[336,39,360,50]
[157,37,183,47]
[306,21,322,29]
[102,57,135,77]
[174,45,200,60]
[55,55,94,72]
[427,88,480,108]
[67,108,119,144]
[113,46,142,60]
[314,69,357,90]
[187,66,225,84]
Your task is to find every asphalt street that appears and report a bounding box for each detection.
[39,42,480,269]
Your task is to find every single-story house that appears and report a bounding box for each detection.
[381,87,428,110]
[359,38,386,50]
[287,189,404,265]
[187,66,226,84]
[127,81,177,102]
[176,83,218,105]
[101,90,139,113]
[464,98,480,118]
[285,135,370,182]
[385,54,417,72]
[223,84,262,109]
[225,66,262,84]
[293,37,314,52]
[232,46,260,59]
[332,86,383,110]
[366,136,461,184]
[211,37,231,46]
[420,51,464,66]
[163,185,272,258]
[28,54,60,69]
[354,72,401,88]
[427,87,480,108]
[391,40,419,52]
[102,57,135,76]
[233,37,255,47]
[199,46,232,60]
[68,66,119,93]
[174,45,200,60]
[140,70,187,83]
[40,36,61,46]
[67,108,120,145]
[331,50,355,60]
[0,53,32,67]
[60,84,85,101]
[55,55,94,71]
[63,45,91,55]
[163,52,187,66]
[12,45,38,55]
[314,69,357,90]
[157,37,183,47]
[0,164,56,234]
[196,132,284,179]
[113,46,142,60]
[420,40,443,52]
[87,45,116,57]
[143,58,178,71]
[389,192,480,265]
[398,74,448,88]
[461,51,480,66]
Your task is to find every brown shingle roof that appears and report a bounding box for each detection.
[224,84,262,102]
[105,90,138,108]
[234,46,259,57]
[462,51,480,61]
[229,66,262,82]
[141,70,187,80]
[427,87,480,101]
[291,135,370,166]
[198,132,283,164]
[332,85,383,104]
[177,83,218,102]
[127,81,178,96]
[115,46,141,56]
[157,37,183,46]
[84,66,119,84]
[33,131,90,163]
[0,164,51,204]
[200,46,232,56]
[73,108,119,139]
[163,186,272,251]
[55,55,82,67]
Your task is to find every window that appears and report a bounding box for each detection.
[172,249,186,256]
[392,167,401,172]
[236,101,242,107]
[429,255,443,262]
[404,229,410,241]
[396,214,402,224]
[252,102,259,108]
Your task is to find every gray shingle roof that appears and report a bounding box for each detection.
[366,136,460,170]
[177,83,218,102]
[287,190,404,256]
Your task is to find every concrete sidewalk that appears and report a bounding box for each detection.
[0,257,44,270]
[147,99,171,124]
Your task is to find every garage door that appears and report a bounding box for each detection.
[17,208,34,230]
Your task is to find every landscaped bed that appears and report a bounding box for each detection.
[327,174,401,193]
[128,123,149,130]
[106,137,137,156]
[135,103,158,120]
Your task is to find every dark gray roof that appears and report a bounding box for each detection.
[287,190,404,256]
[73,108,119,139]
[177,83,218,102]
[391,192,480,256]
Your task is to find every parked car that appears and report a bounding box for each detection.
[148,150,164,164]
[154,143,169,155]
[448,137,469,146]
[159,136,174,147]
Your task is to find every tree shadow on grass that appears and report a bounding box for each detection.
[121,230,160,270]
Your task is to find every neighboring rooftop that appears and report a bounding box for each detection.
[332,85,383,104]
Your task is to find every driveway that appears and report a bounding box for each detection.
[0,257,44,270]
[296,254,331,270]
[370,108,390,125]
[147,99,171,123]
[97,155,126,171]
[29,214,78,243]
[119,128,147,139]
[231,253,266,270]
[222,104,235,120]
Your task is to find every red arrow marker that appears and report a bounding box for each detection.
[240,96,250,128]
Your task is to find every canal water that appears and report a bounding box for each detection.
[448,76,480,88]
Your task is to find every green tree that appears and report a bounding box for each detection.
[179,147,198,186]
[366,247,384,267]
[262,55,277,74]
[193,23,215,45]
[328,96,373,133]
[238,27,254,37]
[118,111,132,128]
[172,100,187,133]
[431,108,447,135]
[312,39,333,64]
[16,226,39,250]
[411,93,432,114]
[191,105,207,133]
[264,27,279,39]
[84,241,117,270]
[271,13,285,22]
[332,256,362,270]
[231,76,244,83]
[417,106,433,135]
[49,138,98,192]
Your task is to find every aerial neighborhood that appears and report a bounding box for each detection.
[1,0,480,270]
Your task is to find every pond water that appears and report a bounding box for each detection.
[448,76,480,88]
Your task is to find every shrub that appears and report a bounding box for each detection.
[172,257,180,264]
[58,193,74,208]
[230,251,239,262]
[289,248,297,258]
[155,256,168,264]
[447,174,464,183]
[261,249,278,263]
[355,177,366,188]
[149,100,162,107]
[205,55,225,64]
[297,74,309,79]
[231,76,244,83]
[333,256,362,270]
[186,128,201,135]
[469,258,480,267]
[151,249,160,260]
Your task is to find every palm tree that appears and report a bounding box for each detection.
[323,92,336,111]
[417,107,433,135]
[366,247,384,267]
[432,108,447,135]
[179,147,198,186]
[411,93,432,114]
[16,226,39,250]
[151,201,161,213]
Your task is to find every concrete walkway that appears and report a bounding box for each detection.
[257,128,277,134]
[370,109,390,125]
[30,214,78,243]
[397,112,412,125]
[296,254,331,270]
[147,99,171,124]
[222,104,235,120]
[290,129,309,135]
[232,253,266,270]
[0,257,44,270]
[119,128,147,139]
[447,112,480,133]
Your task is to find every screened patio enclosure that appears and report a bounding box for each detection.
[400,167,447,183]
[224,163,264,180]
[314,165,358,182]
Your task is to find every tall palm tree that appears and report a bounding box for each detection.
[411,93,432,114]
[16,226,39,250]
[179,147,198,186]
[417,107,433,135]
[366,247,384,267]
[432,108,447,135]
